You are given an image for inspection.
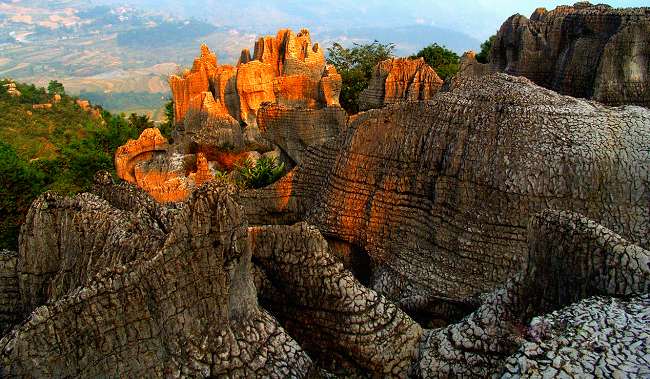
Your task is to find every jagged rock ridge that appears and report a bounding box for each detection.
[465,2,650,107]
[359,57,443,111]
[116,29,346,203]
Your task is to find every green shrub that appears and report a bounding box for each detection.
[411,43,460,80]
[236,156,285,189]
[0,142,45,250]
[476,35,496,64]
[327,41,395,114]
[157,99,175,139]
[47,80,65,95]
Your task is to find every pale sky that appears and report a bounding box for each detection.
[96,0,650,40]
[413,0,650,39]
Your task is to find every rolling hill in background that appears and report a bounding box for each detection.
[0,0,481,119]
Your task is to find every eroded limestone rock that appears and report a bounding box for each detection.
[119,29,345,203]
[243,73,650,307]
[489,2,650,107]
[250,223,422,376]
[359,57,443,111]
[415,210,650,377]
[257,104,347,165]
[169,29,341,126]
[115,128,169,183]
[1,184,314,377]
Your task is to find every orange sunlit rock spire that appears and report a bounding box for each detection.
[117,28,344,203]
[169,28,341,126]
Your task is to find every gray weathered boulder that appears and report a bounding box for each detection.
[489,2,650,107]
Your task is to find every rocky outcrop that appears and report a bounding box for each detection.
[257,104,347,164]
[16,187,171,318]
[115,128,169,183]
[169,29,341,126]
[415,210,650,377]
[449,51,492,89]
[119,29,345,203]
[3,83,20,97]
[489,2,650,107]
[243,73,650,308]
[250,223,422,375]
[359,58,443,111]
[31,103,52,110]
[1,184,314,377]
[2,178,648,376]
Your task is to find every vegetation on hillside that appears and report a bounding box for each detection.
[80,91,168,115]
[0,79,160,250]
[327,41,395,114]
[411,43,460,80]
[476,35,496,64]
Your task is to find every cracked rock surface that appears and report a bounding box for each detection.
[1,184,313,377]
[245,73,650,308]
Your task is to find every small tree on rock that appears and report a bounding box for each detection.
[327,41,395,114]
[411,43,460,81]
[476,35,496,64]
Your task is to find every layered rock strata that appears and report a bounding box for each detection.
[488,2,650,107]
[359,58,443,111]
[1,184,314,377]
[257,105,347,164]
[243,73,650,308]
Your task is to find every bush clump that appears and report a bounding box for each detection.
[327,41,395,114]
[410,43,460,80]
[235,156,285,189]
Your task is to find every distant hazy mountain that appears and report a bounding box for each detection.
[92,0,483,53]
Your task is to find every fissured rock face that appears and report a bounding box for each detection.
[2,183,315,377]
[490,2,650,107]
[359,58,443,111]
[169,29,341,126]
[243,73,650,306]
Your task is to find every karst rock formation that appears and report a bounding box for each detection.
[3,70,649,377]
[3,8,650,377]
[461,2,650,107]
[115,29,345,202]
[359,57,444,111]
